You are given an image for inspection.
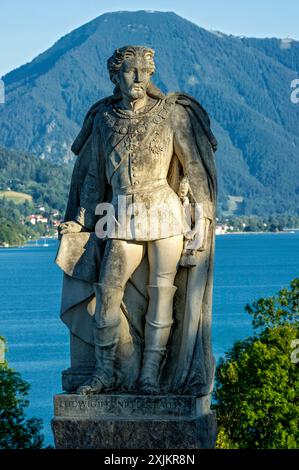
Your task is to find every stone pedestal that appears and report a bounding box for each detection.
[52,394,216,449]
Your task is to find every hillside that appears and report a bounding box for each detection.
[0,190,33,204]
[0,146,71,213]
[0,11,298,215]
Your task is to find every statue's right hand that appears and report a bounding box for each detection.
[58,221,83,236]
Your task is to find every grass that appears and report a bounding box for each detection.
[223,195,244,216]
[0,190,32,204]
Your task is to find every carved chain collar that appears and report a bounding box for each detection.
[102,97,174,136]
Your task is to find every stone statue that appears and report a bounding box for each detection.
[55,45,217,399]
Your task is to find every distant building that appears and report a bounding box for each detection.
[216,224,229,235]
[28,214,48,224]
[52,220,60,227]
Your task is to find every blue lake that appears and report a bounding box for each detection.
[0,233,298,446]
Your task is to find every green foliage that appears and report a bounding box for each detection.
[0,203,29,245]
[0,198,49,245]
[0,146,72,244]
[214,280,299,449]
[246,279,299,330]
[0,339,44,449]
[0,146,72,213]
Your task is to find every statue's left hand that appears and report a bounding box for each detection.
[184,218,210,251]
[58,221,83,236]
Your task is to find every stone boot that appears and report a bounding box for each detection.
[77,283,124,394]
[139,285,177,394]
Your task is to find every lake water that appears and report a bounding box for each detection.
[0,233,298,446]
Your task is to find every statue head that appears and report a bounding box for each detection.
[107,46,164,100]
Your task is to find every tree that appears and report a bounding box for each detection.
[214,279,299,449]
[245,278,299,329]
[0,337,44,449]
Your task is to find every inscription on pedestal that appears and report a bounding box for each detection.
[54,394,209,418]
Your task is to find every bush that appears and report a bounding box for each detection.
[214,279,299,449]
[0,337,44,449]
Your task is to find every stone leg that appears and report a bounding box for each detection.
[77,283,123,394]
[139,285,177,393]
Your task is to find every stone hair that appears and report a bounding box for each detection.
[107,46,156,84]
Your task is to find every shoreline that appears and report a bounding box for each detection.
[1,231,298,248]
[0,235,58,249]
[216,230,298,236]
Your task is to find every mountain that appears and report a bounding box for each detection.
[0,10,298,215]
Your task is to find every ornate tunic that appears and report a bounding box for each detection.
[77,96,190,240]
[100,97,189,240]
[71,93,216,244]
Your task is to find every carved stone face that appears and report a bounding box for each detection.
[115,57,152,100]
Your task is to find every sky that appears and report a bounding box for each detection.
[0,0,298,77]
